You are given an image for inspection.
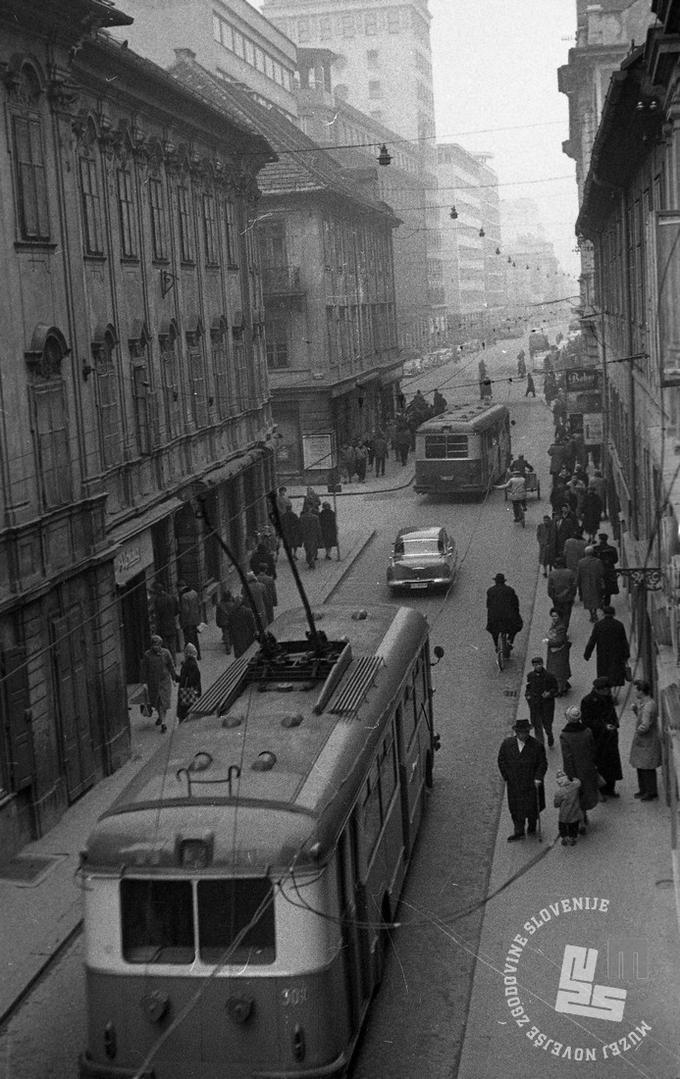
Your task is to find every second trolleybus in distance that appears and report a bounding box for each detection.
[413,401,512,498]
[79,603,442,1079]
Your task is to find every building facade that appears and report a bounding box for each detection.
[0,0,275,854]
[262,0,446,327]
[171,53,401,483]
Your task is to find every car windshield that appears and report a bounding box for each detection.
[397,538,442,558]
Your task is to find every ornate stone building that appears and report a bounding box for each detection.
[0,0,275,853]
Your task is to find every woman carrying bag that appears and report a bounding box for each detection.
[176,642,202,723]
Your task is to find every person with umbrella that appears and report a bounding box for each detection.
[497,718,547,841]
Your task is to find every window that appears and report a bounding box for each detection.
[362,762,382,854]
[10,66,49,241]
[78,153,104,255]
[233,30,245,58]
[177,183,194,262]
[131,363,152,455]
[365,12,378,34]
[159,322,181,438]
[266,313,289,369]
[387,9,401,33]
[367,49,379,66]
[245,39,254,65]
[187,330,208,428]
[202,193,219,265]
[341,12,355,37]
[254,47,265,72]
[32,379,72,508]
[117,165,137,258]
[380,733,398,810]
[92,326,122,468]
[121,879,194,964]
[210,318,231,419]
[198,879,275,964]
[424,433,469,459]
[368,80,382,100]
[148,176,168,260]
[319,15,332,39]
[265,55,274,79]
[224,199,237,266]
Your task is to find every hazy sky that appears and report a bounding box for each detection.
[429,0,579,275]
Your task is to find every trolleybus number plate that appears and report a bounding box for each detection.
[281,987,308,1007]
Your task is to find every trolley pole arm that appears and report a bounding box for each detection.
[267,490,325,656]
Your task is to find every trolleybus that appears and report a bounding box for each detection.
[413,401,511,498]
[79,604,442,1079]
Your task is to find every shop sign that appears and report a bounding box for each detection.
[114,529,154,586]
[565,368,599,392]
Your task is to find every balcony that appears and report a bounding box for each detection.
[262,264,306,310]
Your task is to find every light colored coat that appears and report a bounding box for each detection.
[629,697,662,770]
[576,553,605,610]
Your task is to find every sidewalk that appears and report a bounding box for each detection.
[0,465,410,1027]
[457,557,679,1076]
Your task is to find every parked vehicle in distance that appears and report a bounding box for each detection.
[387,525,458,592]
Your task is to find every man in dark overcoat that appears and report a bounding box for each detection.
[525,656,559,747]
[498,718,547,841]
[580,676,623,798]
[576,546,605,622]
[299,506,323,569]
[583,605,630,689]
[547,556,577,629]
[593,532,619,605]
[227,596,257,658]
[486,573,523,649]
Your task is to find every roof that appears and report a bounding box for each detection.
[168,56,399,219]
[417,401,509,432]
[397,527,444,541]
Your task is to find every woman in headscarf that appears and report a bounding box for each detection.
[140,635,178,733]
[559,705,600,833]
[545,607,571,696]
[176,642,202,723]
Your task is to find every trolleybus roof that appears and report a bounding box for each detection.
[417,401,509,433]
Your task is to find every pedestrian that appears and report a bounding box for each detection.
[139,635,178,734]
[319,501,337,559]
[280,505,301,559]
[593,532,619,605]
[176,642,202,723]
[244,569,268,626]
[256,564,277,624]
[554,503,580,556]
[178,580,201,659]
[576,545,605,622]
[497,718,547,841]
[583,605,630,692]
[548,439,570,480]
[580,675,623,798]
[151,582,179,655]
[364,435,375,471]
[553,769,584,846]
[373,431,388,478]
[302,486,321,514]
[580,487,602,541]
[354,442,367,483]
[385,419,396,456]
[340,442,356,484]
[486,573,523,652]
[563,531,586,574]
[227,595,257,658]
[567,473,587,517]
[589,470,607,517]
[215,586,236,654]
[545,607,571,696]
[395,425,411,466]
[629,680,661,801]
[536,514,557,577]
[276,485,292,516]
[547,556,577,628]
[524,372,536,398]
[559,705,599,833]
[249,538,276,579]
[299,505,323,569]
[524,656,559,747]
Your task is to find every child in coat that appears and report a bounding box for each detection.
[554,769,583,846]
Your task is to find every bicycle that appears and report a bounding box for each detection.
[510,498,526,528]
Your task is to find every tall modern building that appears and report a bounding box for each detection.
[262,0,446,325]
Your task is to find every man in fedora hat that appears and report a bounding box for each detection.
[525,656,559,747]
[580,676,622,799]
[486,573,523,653]
[497,718,547,841]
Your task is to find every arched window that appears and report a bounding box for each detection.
[91,324,122,468]
[9,64,49,241]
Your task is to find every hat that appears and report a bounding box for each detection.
[598,532,608,539]
[494,573,506,583]
[184,643,198,658]
[602,604,615,615]
[564,706,581,721]
[593,676,611,689]
[513,718,532,732]
[531,656,544,665]
[150,634,163,645]
[585,545,594,554]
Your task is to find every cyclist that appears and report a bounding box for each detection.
[498,469,527,522]
[509,453,534,476]
[486,573,523,652]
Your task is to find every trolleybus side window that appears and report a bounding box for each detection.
[198,878,275,965]
[425,433,469,460]
[362,761,382,855]
[121,879,194,964]
[380,731,398,810]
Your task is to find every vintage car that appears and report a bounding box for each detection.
[386,525,458,592]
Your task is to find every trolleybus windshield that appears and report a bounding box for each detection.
[424,433,468,458]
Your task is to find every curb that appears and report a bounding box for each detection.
[323,530,377,603]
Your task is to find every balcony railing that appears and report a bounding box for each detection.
[261,263,304,295]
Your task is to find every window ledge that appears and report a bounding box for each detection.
[120,256,140,266]
[14,240,57,252]
[227,264,240,272]
[83,254,107,263]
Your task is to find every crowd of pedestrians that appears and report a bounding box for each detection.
[496,352,661,846]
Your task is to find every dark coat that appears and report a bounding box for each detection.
[562,536,586,573]
[580,689,623,787]
[249,544,276,579]
[555,514,580,554]
[547,565,576,606]
[176,656,202,720]
[498,736,547,821]
[593,541,619,596]
[319,506,337,548]
[280,509,302,549]
[256,570,277,624]
[486,583,523,637]
[576,553,605,610]
[560,721,600,810]
[299,510,323,560]
[536,520,557,565]
[153,590,178,637]
[580,490,602,535]
[583,614,630,685]
[525,667,558,722]
[227,602,257,658]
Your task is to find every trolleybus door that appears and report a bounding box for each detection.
[396,675,427,856]
[337,818,370,1027]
